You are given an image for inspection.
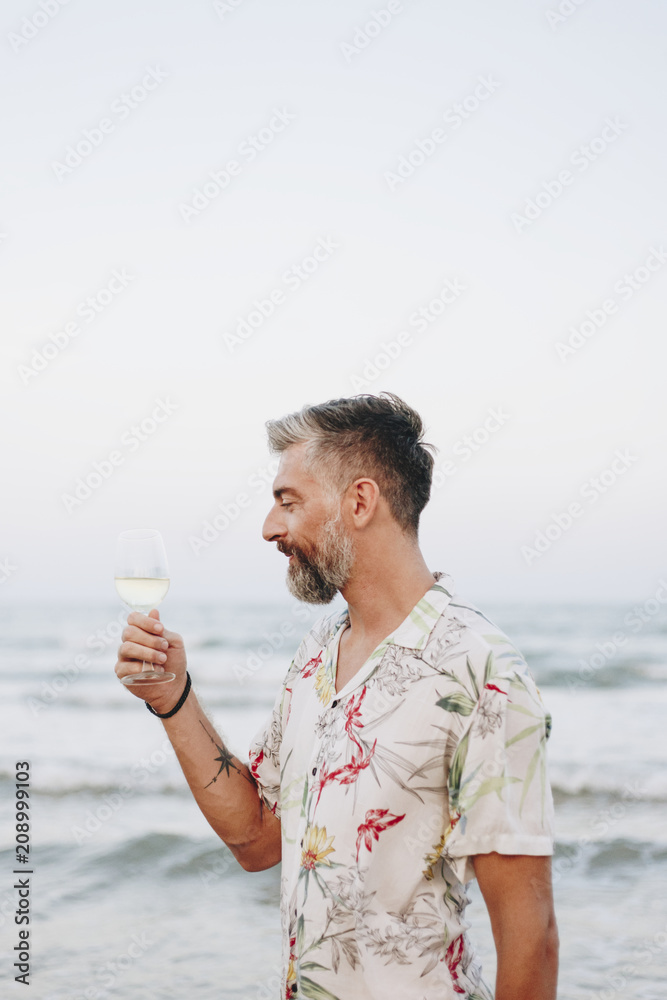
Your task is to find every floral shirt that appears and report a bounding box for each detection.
[248,572,554,1000]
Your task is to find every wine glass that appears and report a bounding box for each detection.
[114,528,174,686]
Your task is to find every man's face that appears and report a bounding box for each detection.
[262,444,354,604]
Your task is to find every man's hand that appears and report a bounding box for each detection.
[472,853,559,1000]
[115,609,188,712]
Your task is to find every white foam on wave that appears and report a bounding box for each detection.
[549,765,667,801]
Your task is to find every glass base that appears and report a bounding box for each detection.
[121,671,176,686]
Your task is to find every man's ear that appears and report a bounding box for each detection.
[346,478,380,528]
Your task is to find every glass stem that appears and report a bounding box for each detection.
[140,604,156,674]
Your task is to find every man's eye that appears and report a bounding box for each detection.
[281,502,294,509]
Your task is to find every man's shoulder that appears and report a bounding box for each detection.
[425,592,531,684]
[419,591,549,727]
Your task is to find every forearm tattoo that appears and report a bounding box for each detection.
[199,719,254,788]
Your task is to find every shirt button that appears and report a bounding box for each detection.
[331,699,338,708]
[311,766,317,776]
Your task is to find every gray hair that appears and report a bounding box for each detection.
[265,393,437,534]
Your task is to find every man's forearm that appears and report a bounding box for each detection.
[473,852,558,1000]
[154,687,281,871]
[494,919,559,1000]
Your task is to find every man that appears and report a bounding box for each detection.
[115,392,559,999]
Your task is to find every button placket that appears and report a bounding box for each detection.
[310,735,326,779]
[307,719,326,795]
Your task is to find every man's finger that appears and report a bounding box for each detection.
[119,640,169,665]
[127,611,164,634]
[122,625,170,651]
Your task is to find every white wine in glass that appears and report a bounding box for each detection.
[114,528,174,686]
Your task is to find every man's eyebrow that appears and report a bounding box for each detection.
[273,485,304,500]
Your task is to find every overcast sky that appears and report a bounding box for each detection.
[1,0,666,606]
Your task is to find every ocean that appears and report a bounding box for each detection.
[1,598,666,999]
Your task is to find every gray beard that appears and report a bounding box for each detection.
[284,516,354,605]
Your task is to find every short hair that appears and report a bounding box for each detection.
[265,393,437,534]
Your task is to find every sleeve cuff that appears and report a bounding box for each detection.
[446,834,554,884]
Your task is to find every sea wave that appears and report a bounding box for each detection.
[3,760,667,802]
[534,660,667,688]
[9,650,667,692]
[552,837,667,869]
[3,830,664,886]
[549,768,667,802]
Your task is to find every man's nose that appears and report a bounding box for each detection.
[262,506,285,543]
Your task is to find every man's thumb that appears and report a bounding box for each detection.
[148,609,161,621]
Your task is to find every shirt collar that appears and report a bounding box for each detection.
[385,570,454,650]
[322,572,455,702]
[332,570,455,652]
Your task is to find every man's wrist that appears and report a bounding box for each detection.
[146,672,191,718]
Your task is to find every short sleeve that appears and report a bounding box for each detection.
[248,679,289,819]
[443,666,554,884]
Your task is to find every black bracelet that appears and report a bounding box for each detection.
[146,672,192,719]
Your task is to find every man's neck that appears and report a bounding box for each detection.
[339,538,437,647]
